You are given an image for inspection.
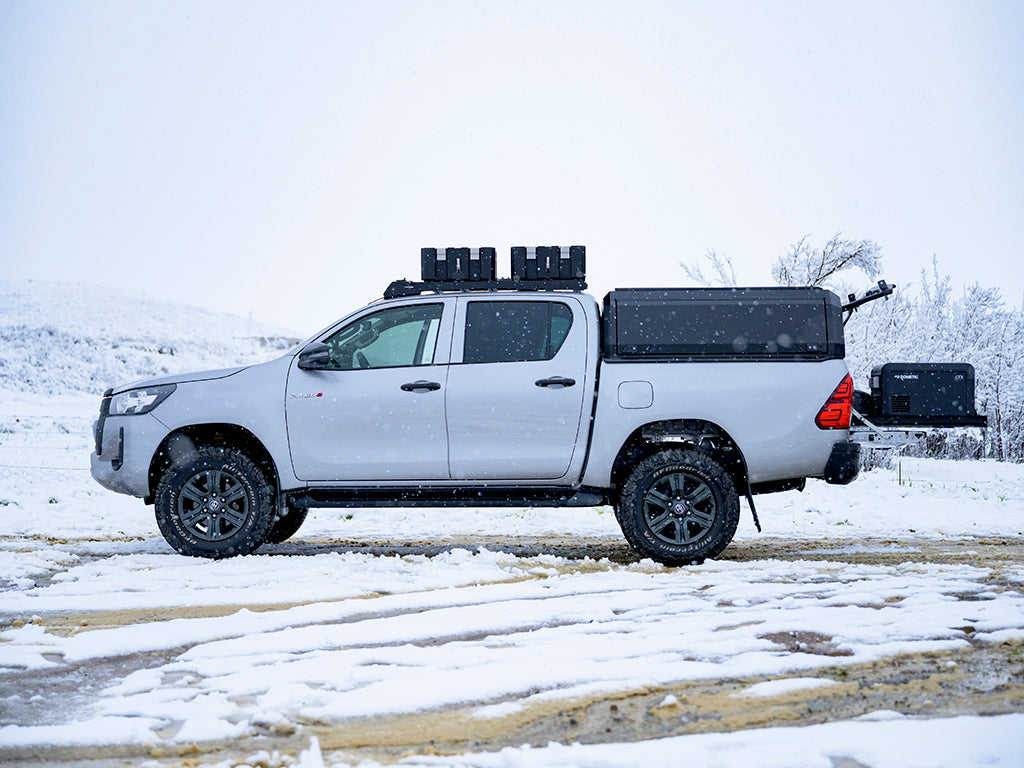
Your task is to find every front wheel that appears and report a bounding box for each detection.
[155,446,275,558]
[615,449,740,566]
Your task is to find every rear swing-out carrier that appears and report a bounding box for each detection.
[838,282,987,448]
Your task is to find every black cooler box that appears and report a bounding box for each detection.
[869,363,984,426]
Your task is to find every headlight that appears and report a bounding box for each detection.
[109,384,176,415]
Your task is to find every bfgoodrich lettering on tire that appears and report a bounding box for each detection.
[615,448,740,565]
[155,446,275,558]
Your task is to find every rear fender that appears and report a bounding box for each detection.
[608,419,749,504]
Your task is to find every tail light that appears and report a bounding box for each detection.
[816,374,853,429]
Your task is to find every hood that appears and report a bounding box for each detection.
[111,366,249,394]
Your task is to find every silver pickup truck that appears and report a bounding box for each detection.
[92,246,862,565]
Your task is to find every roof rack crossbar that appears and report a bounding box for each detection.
[385,277,587,299]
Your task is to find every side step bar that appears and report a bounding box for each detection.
[287,486,609,509]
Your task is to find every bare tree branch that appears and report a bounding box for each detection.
[772,233,882,288]
[681,250,737,287]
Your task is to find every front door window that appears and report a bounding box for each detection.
[321,304,443,370]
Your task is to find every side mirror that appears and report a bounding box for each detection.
[297,342,332,370]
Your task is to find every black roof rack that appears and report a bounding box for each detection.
[384,245,587,298]
[385,277,587,299]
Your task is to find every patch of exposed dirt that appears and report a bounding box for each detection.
[758,630,853,657]
[297,642,1024,764]
[725,536,1024,569]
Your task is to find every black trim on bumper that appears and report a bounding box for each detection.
[824,441,860,485]
[111,426,124,472]
[95,389,112,456]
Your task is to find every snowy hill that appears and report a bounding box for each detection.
[0,281,302,395]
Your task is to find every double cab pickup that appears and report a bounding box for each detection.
[92,246,862,564]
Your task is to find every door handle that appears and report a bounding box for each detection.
[535,376,576,388]
[401,380,441,392]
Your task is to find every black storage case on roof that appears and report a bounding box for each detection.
[602,286,845,361]
[869,363,983,425]
[388,245,585,299]
[511,246,585,281]
[421,247,496,282]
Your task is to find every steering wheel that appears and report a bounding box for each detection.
[355,351,370,369]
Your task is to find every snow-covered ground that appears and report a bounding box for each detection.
[1,281,1022,767]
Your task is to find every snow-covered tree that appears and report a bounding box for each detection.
[680,250,738,287]
[843,260,1024,462]
[772,233,882,289]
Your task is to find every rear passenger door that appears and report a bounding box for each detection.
[445,296,589,480]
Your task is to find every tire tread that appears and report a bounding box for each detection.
[615,448,740,566]
[154,445,275,558]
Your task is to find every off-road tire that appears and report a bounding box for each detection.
[263,504,308,545]
[155,446,275,558]
[615,448,740,566]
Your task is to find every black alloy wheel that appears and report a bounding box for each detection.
[177,467,250,541]
[643,469,719,547]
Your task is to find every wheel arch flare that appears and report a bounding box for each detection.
[147,424,279,504]
[608,419,749,504]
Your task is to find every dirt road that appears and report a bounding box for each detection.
[2,534,1023,767]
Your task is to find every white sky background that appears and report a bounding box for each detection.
[2,1,1022,335]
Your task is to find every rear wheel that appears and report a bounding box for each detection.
[615,449,740,565]
[155,446,275,558]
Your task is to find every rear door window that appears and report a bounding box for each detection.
[463,301,573,364]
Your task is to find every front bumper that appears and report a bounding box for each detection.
[90,412,169,498]
[823,440,861,485]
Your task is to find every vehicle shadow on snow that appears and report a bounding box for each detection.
[257,534,1024,570]
[259,534,643,564]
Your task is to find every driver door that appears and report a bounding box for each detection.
[286,300,453,481]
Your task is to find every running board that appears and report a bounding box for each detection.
[287,486,609,509]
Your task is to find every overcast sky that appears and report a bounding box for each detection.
[2,1,1022,334]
